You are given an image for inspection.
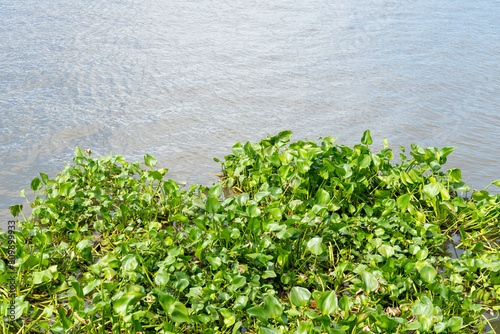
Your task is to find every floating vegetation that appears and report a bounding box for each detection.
[1,130,499,333]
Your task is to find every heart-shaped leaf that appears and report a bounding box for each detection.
[317,291,338,315]
[419,265,437,284]
[361,270,378,294]
[290,287,311,308]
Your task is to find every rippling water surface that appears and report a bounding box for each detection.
[1,1,499,217]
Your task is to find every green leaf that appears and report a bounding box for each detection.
[236,193,250,206]
[74,146,86,158]
[71,281,84,299]
[31,178,42,191]
[269,187,282,198]
[396,193,411,211]
[440,186,450,200]
[33,269,54,285]
[83,279,101,296]
[361,270,378,294]
[423,182,442,199]
[144,154,157,168]
[419,265,437,284]
[356,154,371,169]
[248,306,268,322]
[233,295,248,310]
[296,159,310,174]
[9,204,22,217]
[20,254,38,270]
[472,190,489,201]
[452,181,471,192]
[220,308,236,327]
[262,270,277,279]
[361,129,373,146]
[264,295,283,318]
[447,169,462,183]
[317,291,338,315]
[174,272,190,291]
[473,241,484,251]
[269,207,282,219]
[447,316,463,332]
[207,256,222,269]
[322,136,338,146]
[316,188,330,205]
[403,320,421,331]
[149,170,163,180]
[232,322,243,334]
[274,130,293,148]
[261,326,281,334]
[296,321,313,334]
[434,322,447,333]
[232,145,245,156]
[11,298,30,321]
[254,191,271,202]
[438,146,456,161]
[416,248,428,260]
[208,184,222,198]
[170,301,191,323]
[56,306,72,330]
[419,314,433,332]
[378,244,394,258]
[154,267,170,286]
[38,172,49,185]
[290,287,311,308]
[155,290,175,312]
[339,294,351,313]
[121,254,139,272]
[307,237,323,255]
[113,291,144,316]
[206,196,221,213]
[246,203,261,218]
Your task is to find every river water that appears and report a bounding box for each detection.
[2,0,499,217]
[1,0,500,329]
[2,0,499,216]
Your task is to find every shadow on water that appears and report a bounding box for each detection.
[443,234,499,333]
[442,233,464,260]
[488,319,500,333]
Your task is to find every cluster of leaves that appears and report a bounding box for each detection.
[0,131,499,333]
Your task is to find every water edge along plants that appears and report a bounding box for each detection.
[1,130,499,333]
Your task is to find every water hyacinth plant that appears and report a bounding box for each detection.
[1,130,499,333]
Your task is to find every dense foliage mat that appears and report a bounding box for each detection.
[1,130,499,333]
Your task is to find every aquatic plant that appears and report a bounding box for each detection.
[1,131,499,333]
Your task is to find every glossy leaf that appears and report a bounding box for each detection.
[316,188,330,205]
[419,265,437,284]
[317,291,338,315]
[290,287,311,308]
[448,317,463,332]
[170,301,191,323]
[361,270,378,294]
[113,291,144,316]
[206,196,221,213]
[31,177,42,191]
[361,129,373,145]
[247,306,268,322]
[264,295,283,319]
[307,237,323,255]
[144,154,157,168]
